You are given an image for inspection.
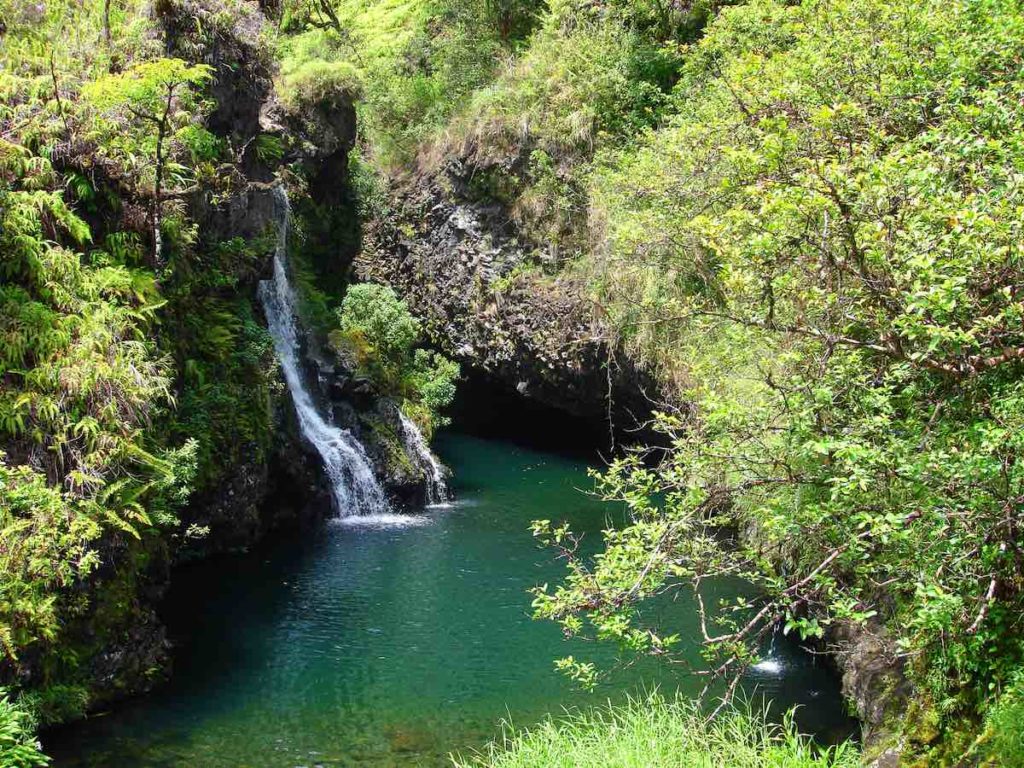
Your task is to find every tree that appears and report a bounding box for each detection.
[330,284,459,429]
[539,0,1024,752]
[84,58,212,262]
[304,0,344,34]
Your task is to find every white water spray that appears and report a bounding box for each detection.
[259,186,389,517]
[397,410,450,506]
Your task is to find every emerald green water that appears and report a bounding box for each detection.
[47,433,854,766]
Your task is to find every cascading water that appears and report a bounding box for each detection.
[751,622,784,675]
[258,186,389,517]
[397,410,450,506]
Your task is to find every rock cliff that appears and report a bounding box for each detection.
[359,159,660,447]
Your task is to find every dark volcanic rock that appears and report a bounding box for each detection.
[160,0,280,245]
[85,602,170,706]
[316,358,434,507]
[360,164,660,446]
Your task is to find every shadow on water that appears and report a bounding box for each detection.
[45,431,857,766]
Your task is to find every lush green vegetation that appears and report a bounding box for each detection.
[524,0,1024,761]
[278,0,542,168]
[6,0,1024,762]
[0,690,48,768]
[2,0,194,691]
[2,0,464,745]
[331,283,459,433]
[453,694,859,768]
[0,0,280,728]
[978,669,1024,765]
[286,0,1024,759]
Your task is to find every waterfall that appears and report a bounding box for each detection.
[258,186,389,517]
[397,410,449,506]
[750,623,784,675]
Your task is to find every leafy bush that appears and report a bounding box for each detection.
[409,350,460,422]
[460,8,677,157]
[335,283,421,383]
[0,691,48,768]
[331,284,459,429]
[453,694,858,768]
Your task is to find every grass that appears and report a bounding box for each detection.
[977,671,1024,766]
[451,694,859,768]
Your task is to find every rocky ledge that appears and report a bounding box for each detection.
[359,160,660,447]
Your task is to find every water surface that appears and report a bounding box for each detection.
[47,433,854,766]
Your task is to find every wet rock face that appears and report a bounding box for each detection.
[85,604,170,707]
[360,165,660,445]
[314,353,434,508]
[159,0,362,541]
[830,621,912,752]
[329,398,429,507]
[174,409,330,560]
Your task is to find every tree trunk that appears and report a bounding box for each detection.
[103,0,112,46]
[153,125,164,264]
[153,89,174,264]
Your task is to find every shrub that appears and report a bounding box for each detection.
[334,283,422,387]
[0,691,48,768]
[278,58,361,110]
[331,284,459,428]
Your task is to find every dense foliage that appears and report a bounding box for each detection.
[525,0,1024,759]
[453,694,859,768]
[278,0,545,167]
[0,690,47,768]
[5,0,1024,762]
[0,11,201,686]
[83,59,214,262]
[0,0,279,729]
[331,283,459,433]
[272,0,1024,758]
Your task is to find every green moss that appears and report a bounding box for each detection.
[904,699,943,748]
[365,416,417,476]
[278,58,362,110]
[977,671,1024,766]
